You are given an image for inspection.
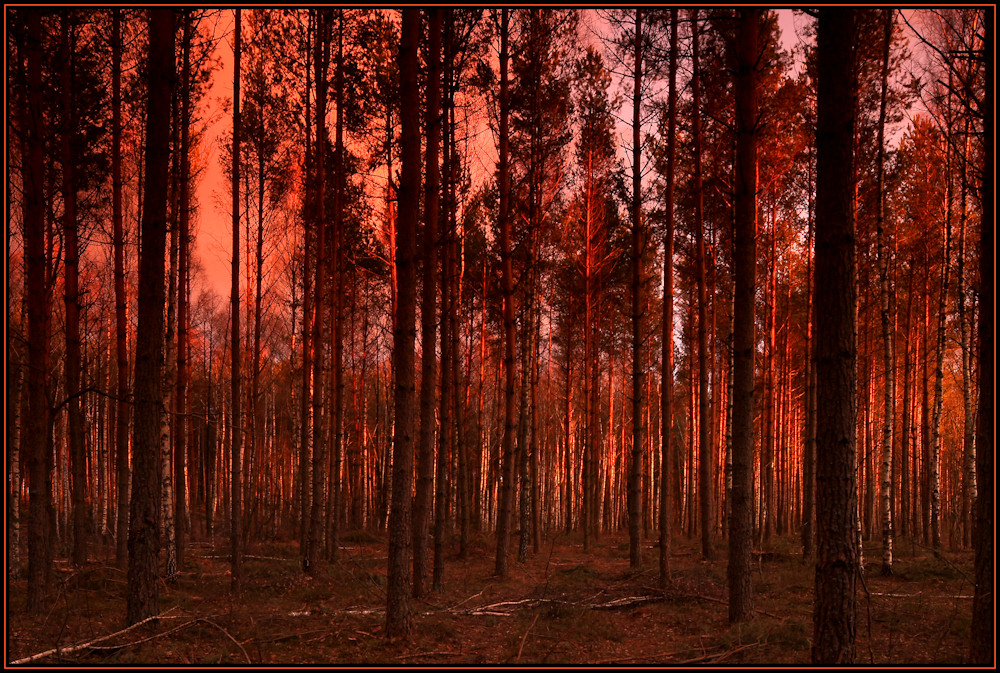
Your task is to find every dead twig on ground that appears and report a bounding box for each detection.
[516,612,540,662]
[10,607,179,665]
[196,618,252,664]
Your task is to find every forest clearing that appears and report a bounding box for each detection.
[7,531,977,665]
[6,7,991,666]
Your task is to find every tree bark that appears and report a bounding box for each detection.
[690,8,714,562]
[628,7,645,570]
[413,7,441,599]
[127,8,174,625]
[494,9,516,580]
[386,8,419,638]
[230,7,243,594]
[875,9,894,576]
[728,6,758,623]
[970,12,992,664]
[812,8,859,664]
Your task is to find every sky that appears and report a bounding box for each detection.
[188,9,893,302]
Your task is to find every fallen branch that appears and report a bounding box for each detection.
[10,607,179,665]
[85,620,198,652]
[674,641,762,665]
[396,650,462,660]
[196,618,252,664]
[516,612,540,662]
[590,595,666,610]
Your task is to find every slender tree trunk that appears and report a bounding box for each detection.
[728,6,758,623]
[127,8,174,624]
[59,15,89,569]
[928,111,952,551]
[628,7,645,569]
[306,10,328,575]
[659,10,679,588]
[970,15,992,663]
[174,10,192,574]
[803,132,816,559]
[299,11,314,560]
[413,7,440,599]
[690,9,713,562]
[812,9,859,663]
[875,9,894,576]
[22,10,52,613]
[230,8,243,593]
[385,8,419,638]
[494,9,516,580]
[329,11,346,564]
[111,10,131,569]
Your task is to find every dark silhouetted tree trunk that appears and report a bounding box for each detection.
[728,6,759,624]
[494,8,516,580]
[127,8,174,625]
[659,8,679,589]
[385,7,419,639]
[812,8,859,664]
[628,7,644,570]
[970,12,992,665]
[112,10,131,569]
[22,9,52,614]
[690,8,714,562]
[413,7,440,598]
[230,7,243,594]
[60,14,88,569]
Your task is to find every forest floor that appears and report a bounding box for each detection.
[6,529,977,666]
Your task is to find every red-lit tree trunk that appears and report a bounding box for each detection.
[874,9,894,576]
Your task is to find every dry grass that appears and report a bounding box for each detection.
[6,531,976,665]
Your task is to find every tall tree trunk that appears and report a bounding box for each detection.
[413,7,440,599]
[112,10,131,569]
[875,9,894,576]
[728,6,758,623]
[174,9,192,574]
[928,100,952,551]
[690,8,714,561]
[127,8,174,624]
[298,10,314,560]
[659,9,678,588]
[306,10,328,574]
[329,10,346,564]
[812,8,859,664]
[628,7,645,569]
[970,13,992,664]
[494,9,516,580]
[802,131,816,559]
[385,7,420,639]
[60,14,88,569]
[22,9,52,613]
[230,8,243,593]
